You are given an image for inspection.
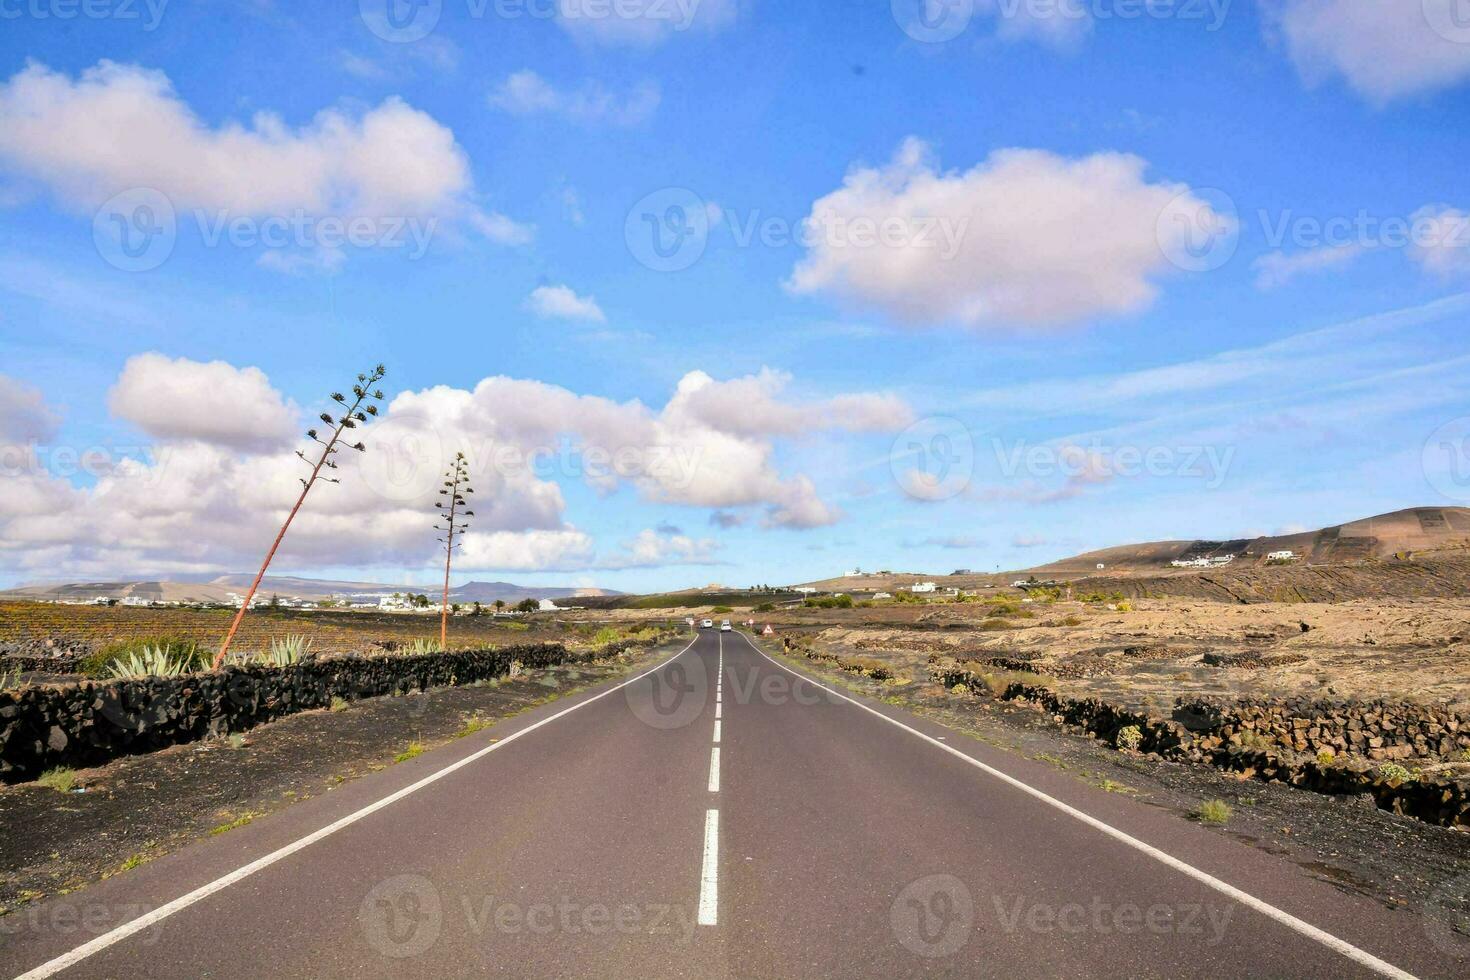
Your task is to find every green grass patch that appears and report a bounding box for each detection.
[393,741,426,764]
[1193,800,1232,825]
[36,767,78,793]
[208,812,259,836]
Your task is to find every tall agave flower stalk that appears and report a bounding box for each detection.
[214,365,387,668]
[434,452,475,650]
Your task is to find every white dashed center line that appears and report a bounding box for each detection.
[698,808,720,926]
[708,746,721,793]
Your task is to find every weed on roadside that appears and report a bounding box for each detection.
[36,768,77,794]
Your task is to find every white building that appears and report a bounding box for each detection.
[538,599,560,612]
[378,594,414,612]
[1268,550,1298,561]
[909,582,938,594]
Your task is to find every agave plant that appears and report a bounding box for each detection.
[404,637,444,656]
[264,634,312,667]
[0,668,22,691]
[106,645,200,680]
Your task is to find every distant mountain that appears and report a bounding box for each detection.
[792,507,1470,592]
[1026,506,1470,575]
[2,574,621,604]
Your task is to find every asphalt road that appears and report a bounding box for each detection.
[2,629,1466,978]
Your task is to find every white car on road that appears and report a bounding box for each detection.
[701,619,714,629]
[720,620,732,632]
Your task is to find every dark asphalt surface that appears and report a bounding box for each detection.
[2,629,1466,979]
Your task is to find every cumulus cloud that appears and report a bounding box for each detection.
[555,0,738,46]
[107,353,298,453]
[1265,0,1470,103]
[1252,243,1365,289]
[0,361,908,579]
[0,374,61,445]
[597,528,721,569]
[0,60,530,244]
[525,284,607,322]
[787,138,1219,328]
[1409,206,1470,277]
[489,70,660,126]
[671,368,913,436]
[457,528,594,572]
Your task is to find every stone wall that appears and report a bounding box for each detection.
[928,657,1470,827]
[1172,696,1469,761]
[0,638,91,673]
[1,635,671,783]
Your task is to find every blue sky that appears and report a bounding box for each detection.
[1,0,1469,591]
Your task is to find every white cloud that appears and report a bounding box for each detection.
[525,284,607,322]
[1252,243,1364,289]
[598,528,721,569]
[0,374,61,444]
[489,70,661,126]
[458,529,594,572]
[1409,206,1470,277]
[0,60,528,244]
[787,138,1221,328]
[0,361,910,579]
[555,0,737,46]
[670,368,913,436]
[1266,0,1470,103]
[107,353,299,453]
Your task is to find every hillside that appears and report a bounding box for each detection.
[0,575,620,605]
[794,507,1470,599]
[1028,506,1470,576]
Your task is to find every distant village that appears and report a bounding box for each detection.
[39,592,566,615]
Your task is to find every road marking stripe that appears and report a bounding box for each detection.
[712,719,721,744]
[739,632,1417,980]
[14,637,701,980]
[708,746,721,793]
[698,809,719,926]
[715,701,722,719]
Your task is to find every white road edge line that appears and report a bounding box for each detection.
[15,636,702,980]
[708,746,721,793]
[739,632,1417,980]
[698,808,720,926]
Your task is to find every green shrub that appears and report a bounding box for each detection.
[264,634,311,667]
[709,605,734,614]
[1115,725,1143,751]
[1375,762,1413,784]
[403,638,444,656]
[591,627,622,646]
[37,767,78,793]
[755,603,775,612]
[1060,615,1083,627]
[1193,800,1232,824]
[81,637,207,678]
[393,742,426,764]
[105,644,204,680]
[804,595,854,609]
